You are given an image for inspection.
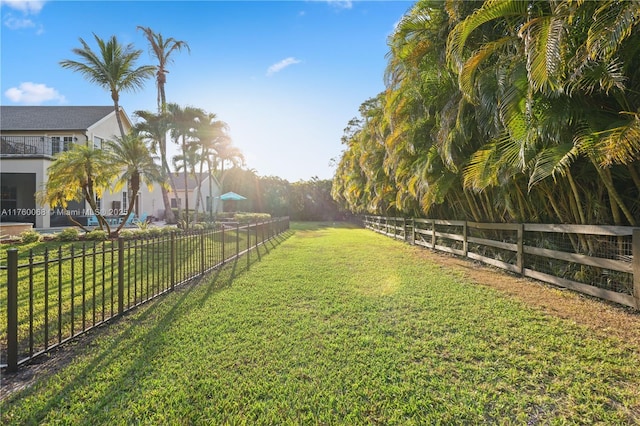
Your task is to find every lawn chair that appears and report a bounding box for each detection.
[132,213,148,225]
[123,214,136,226]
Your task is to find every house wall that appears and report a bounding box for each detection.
[139,183,165,219]
[87,110,128,146]
[0,109,134,228]
[0,158,52,228]
[165,177,222,220]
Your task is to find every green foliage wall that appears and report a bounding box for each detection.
[332,0,640,226]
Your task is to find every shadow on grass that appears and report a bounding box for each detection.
[1,229,294,423]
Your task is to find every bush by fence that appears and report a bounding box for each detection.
[364,216,640,310]
[1,218,290,372]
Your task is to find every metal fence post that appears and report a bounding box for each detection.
[221,225,225,264]
[236,223,240,259]
[117,237,125,315]
[247,222,251,269]
[7,249,19,372]
[200,231,205,276]
[170,232,176,290]
[633,229,640,310]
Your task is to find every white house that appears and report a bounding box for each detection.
[163,172,223,220]
[0,105,220,228]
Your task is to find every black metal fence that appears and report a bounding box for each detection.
[1,218,290,371]
[364,216,640,310]
[0,136,57,157]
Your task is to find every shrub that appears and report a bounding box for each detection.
[136,229,151,239]
[20,230,41,244]
[85,230,108,241]
[119,230,136,240]
[234,212,271,223]
[148,227,163,237]
[161,226,176,235]
[57,227,80,242]
[192,223,205,231]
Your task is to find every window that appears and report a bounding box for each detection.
[51,137,61,155]
[63,136,73,151]
[171,198,180,208]
[51,136,73,155]
[95,195,102,215]
[122,192,128,213]
[93,136,103,150]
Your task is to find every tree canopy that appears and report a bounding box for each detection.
[332,0,640,225]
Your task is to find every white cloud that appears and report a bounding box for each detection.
[0,0,46,14]
[326,0,352,9]
[5,82,66,104]
[266,57,302,77]
[1,1,46,32]
[3,15,34,29]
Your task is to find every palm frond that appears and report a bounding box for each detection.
[446,0,527,70]
[528,143,578,190]
[595,112,640,166]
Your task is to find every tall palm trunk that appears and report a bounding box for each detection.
[159,134,177,223]
[112,95,126,138]
[593,160,636,226]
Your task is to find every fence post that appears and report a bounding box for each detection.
[517,224,524,275]
[247,222,251,269]
[431,220,436,248]
[170,232,176,289]
[117,237,125,315]
[403,218,407,242]
[633,229,640,310]
[7,249,18,372]
[221,225,225,264]
[411,218,416,245]
[200,231,205,276]
[236,223,240,259]
[463,221,468,257]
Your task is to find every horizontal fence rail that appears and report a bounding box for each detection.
[364,216,640,310]
[1,218,290,372]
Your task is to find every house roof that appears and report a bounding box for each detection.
[0,106,121,131]
[171,172,213,191]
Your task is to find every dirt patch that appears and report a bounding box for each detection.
[413,247,640,349]
[1,329,99,401]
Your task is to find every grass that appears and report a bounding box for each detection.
[1,222,639,424]
[0,225,272,365]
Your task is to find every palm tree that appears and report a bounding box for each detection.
[172,143,205,222]
[134,109,177,223]
[135,28,189,221]
[166,103,206,229]
[137,26,190,114]
[192,112,231,219]
[36,144,116,233]
[60,34,155,138]
[213,134,245,194]
[105,133,164,235]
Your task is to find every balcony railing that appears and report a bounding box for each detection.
[0,136,67,157]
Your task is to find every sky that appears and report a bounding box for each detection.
[0,0,414,182]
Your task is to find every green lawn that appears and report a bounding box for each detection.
[2,222,639,424]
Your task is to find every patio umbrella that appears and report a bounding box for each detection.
[219,191,247,201]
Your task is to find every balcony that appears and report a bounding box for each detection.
[0,135,63,158]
